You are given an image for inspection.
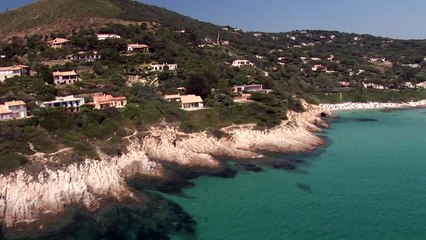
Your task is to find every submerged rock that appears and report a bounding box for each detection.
[3,193,196,240]
[295,183,312,193]
[272,161,297,170]
[240,163,263,172]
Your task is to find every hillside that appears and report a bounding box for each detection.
[0,0,219,37]
[1,0,426,174]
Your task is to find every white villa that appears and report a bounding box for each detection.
[232,84,272,93]
[65,51,101,62]
[150,63,178,72]
[41,95,85,112]
[0,100,27,121]
[127,43,149,53]
[363,82,387,90]
[53,70,79,86]
[0,65,30,82]
[181,95,204,110]
[164,94,204,110]
[97,34,121,41]
[232,60,254,68]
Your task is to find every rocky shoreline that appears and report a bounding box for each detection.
[0,102,330,228]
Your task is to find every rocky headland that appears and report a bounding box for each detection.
[0,102,330,227]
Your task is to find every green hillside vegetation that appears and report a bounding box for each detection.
[1,0,426,173]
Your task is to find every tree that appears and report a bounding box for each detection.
[185,72,210,99]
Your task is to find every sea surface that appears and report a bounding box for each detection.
[4,109,426,240]
[168,109,426,240]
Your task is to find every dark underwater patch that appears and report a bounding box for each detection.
[272,161,297,170]
[3,193,197,240]
[295,183,312,193]
[207,167,238,178]
[239,163,263,172]
[353,118,378,122]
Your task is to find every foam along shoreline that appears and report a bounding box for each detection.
[320,100,426,111]
[0,102,330,227]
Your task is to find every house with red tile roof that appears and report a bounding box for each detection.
[93,94,127,109]
[47,38,70,49]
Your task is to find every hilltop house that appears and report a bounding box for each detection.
[127,43,149,53]
[0,65,30,82]
[232,84,272,93]
[47,38,70,49]
[181,95,204,110]
[97,34,121,41]
[150,63,178,72]
[41,95,85,112]
[53,70,79,85]
[232,60,254,68]
[164,94,204,110]
[65,51,101,62]
[0,101,27,121]
[93,94,127,109]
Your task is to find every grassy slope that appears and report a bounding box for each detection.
[0,0,123,34]
[0,0,219,36]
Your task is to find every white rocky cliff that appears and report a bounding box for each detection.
[0,103,330,227]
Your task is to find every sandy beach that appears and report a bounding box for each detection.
[320,100,426,111]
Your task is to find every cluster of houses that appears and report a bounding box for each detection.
[0,93,129,121]
[47,35,150,55]
[40,94,128,112]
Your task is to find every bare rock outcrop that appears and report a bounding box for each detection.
[0,143,161,227]
[143,102,330,165]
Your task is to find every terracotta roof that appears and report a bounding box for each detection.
[47,38,69,45]
[0,65,29,71]
[0,105,12,114]
[128,43,149,48]
[5,100,25,107]
[53,70,77,77]
[180,95,203,104]
[94,95,126,104]
[164,94,181,100]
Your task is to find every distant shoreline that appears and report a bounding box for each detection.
[320,100,426,111]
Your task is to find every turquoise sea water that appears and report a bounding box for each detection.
[169,109,426,240]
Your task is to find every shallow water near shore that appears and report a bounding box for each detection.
[168,109,426,240]
[3,108,426,239]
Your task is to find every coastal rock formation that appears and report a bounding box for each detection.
[0,143,161,227]
[143,103,329,166]
[0,103,329,227]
